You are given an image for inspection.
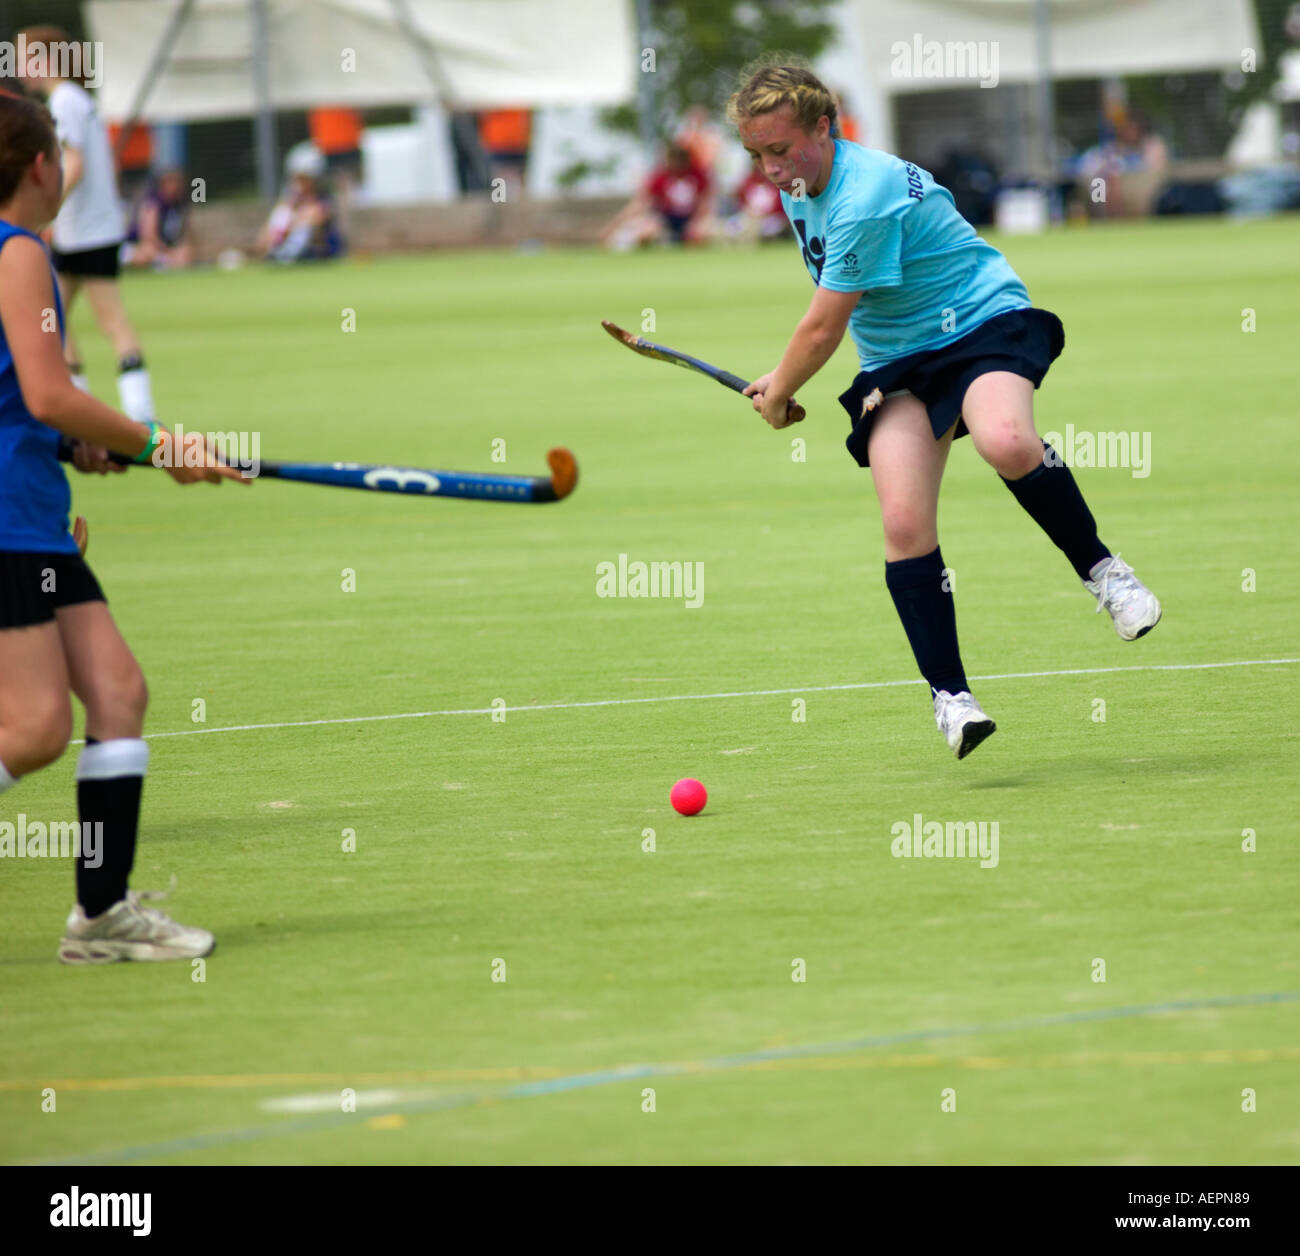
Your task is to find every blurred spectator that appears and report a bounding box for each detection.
[676,105,723,178]
[1076,109,1168,217]
[257,163,342,263]
[108,120,153,202]
[478,107,531,197]
[719,167,789,243]
[308,106,364,223]
[601,143,712,249]
[933,147,1000,226]
[122,169,193,270]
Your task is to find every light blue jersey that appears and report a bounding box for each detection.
[780,141,1030,370]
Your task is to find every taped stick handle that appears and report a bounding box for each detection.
[719,371,806,424]
[56,436,132,466]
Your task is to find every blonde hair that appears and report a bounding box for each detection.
[726,57,838,137]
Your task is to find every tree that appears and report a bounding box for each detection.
[606,0,839,140]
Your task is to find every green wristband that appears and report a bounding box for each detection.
[132,421,165,464]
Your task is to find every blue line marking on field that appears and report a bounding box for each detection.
[32,988,1300,1165]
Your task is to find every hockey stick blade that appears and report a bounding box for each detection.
[601,319,805,423]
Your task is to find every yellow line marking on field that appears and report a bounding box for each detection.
[722,1046,1300,1075]
[364,1114,406,1131]
[0,1066,565,1094]
[4,1045,1297,1096]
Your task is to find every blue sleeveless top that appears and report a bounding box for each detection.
[0,219,76,554]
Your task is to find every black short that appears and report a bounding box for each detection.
[839,307,1065,467]
[661,211,692,242]
[0,551,105,629]
[51,242,122,279]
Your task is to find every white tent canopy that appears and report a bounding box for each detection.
[815,0,1259,163]
[84,0,637,121]
[847,0,1257,92]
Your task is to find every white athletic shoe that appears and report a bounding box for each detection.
[1085,554,1162,641]
[59,887,215,965]
[933,690,997,760]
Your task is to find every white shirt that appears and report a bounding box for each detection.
[48,81,125,252]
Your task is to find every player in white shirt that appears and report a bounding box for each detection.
[20,27,156,425]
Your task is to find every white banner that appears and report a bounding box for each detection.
[85,0,637,121]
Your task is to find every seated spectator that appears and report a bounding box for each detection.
[601,143,712,249]
[257,170,343,263]
[122,168,193,269]
[1076,109,1168,218]
[720,167,789,243]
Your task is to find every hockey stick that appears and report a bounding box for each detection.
[600,319,806,423]
[56,439,578,504]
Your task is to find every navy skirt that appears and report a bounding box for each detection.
[839,306,1065,467]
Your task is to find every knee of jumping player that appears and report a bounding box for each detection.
[972,420,1043,480]
[880,504,939,560]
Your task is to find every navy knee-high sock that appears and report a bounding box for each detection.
[75,737,148,918]
[1002,443,1111,580]
[884,546,968,696]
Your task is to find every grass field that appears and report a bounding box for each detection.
[3,215,1298,1165]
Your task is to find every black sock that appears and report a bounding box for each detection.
[1002,444,1111,581]
[884,546,968,695]
[75,739,148,918]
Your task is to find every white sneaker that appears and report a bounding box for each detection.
[933,690,997,760]
[1085,554,1161,641]
[59,887,215,965]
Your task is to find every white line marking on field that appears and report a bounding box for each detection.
[79,657,1299,745]
[260,1088,431,1114]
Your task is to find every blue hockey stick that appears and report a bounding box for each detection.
[57,439,578,504]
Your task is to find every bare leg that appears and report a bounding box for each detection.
[959,371,1042,479]
[56,602,148,741]
[866,391,955,560]
[56,272,83,370]
[80,278,143,361]
[57,601,150,917]
[962,370,1112,583]
[0,621,74,777]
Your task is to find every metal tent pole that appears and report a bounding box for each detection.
[388,0,492,190]
[111,0,197,161]
[250,0,279,200]
[1033,0,1057,180]
[634,0,657,160]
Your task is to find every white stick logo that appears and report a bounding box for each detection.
[361,467,442,493]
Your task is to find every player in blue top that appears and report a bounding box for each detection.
[729,61,1161,758]
[0,92,245,962]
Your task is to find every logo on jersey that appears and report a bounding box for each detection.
[904,162,925,202]
[792,219,825,283]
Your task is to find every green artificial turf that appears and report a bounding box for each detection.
[2,215,1297,1164]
